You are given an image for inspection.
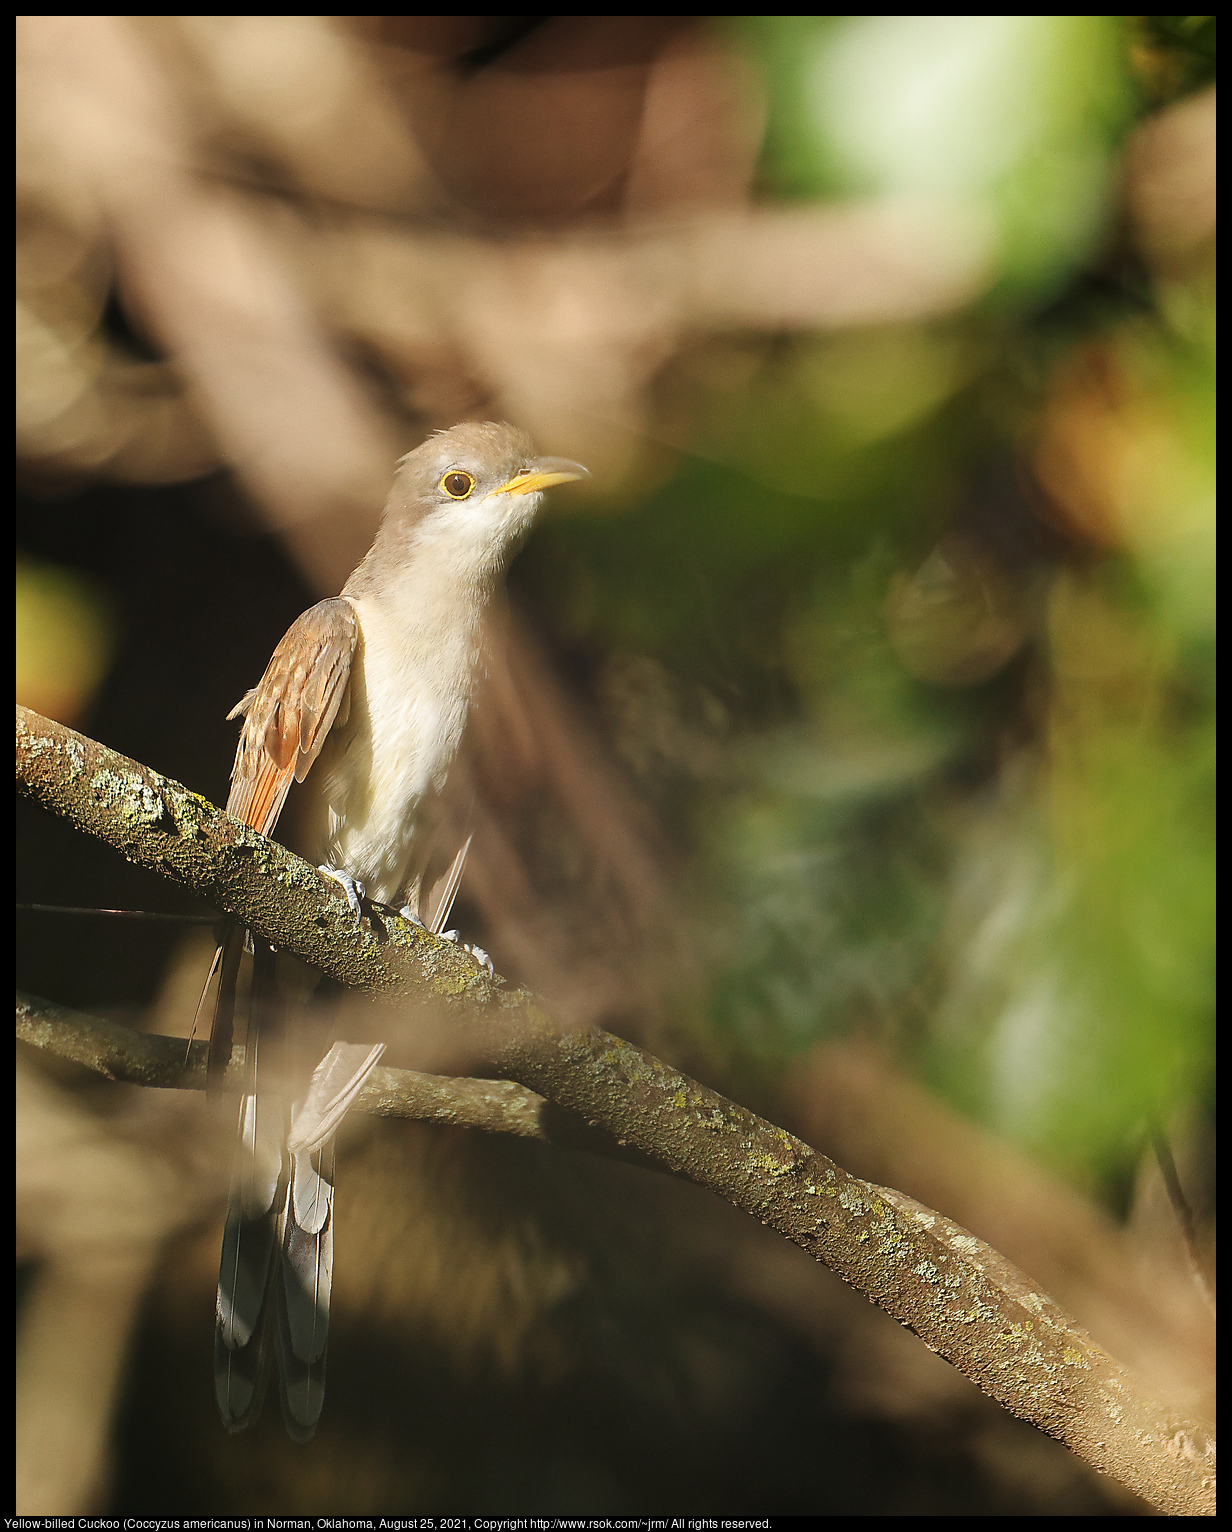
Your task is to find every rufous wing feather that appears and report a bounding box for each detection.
[226,598,359,836]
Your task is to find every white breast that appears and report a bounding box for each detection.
[312,579,481,906]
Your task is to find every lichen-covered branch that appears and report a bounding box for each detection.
[14,705,1216,1514]
[15,704,495,1007]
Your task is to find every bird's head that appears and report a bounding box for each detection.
[386,422,588,568]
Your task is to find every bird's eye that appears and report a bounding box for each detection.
[440,471,475,499]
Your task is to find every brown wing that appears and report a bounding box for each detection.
[226,597,358,836]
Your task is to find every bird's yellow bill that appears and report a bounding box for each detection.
[494,459,589,497]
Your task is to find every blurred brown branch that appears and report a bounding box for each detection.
[14,703,1216,1515]
[15,990,657,1171]
[16,15,994,594]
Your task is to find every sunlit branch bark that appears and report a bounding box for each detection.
[15,704,1216,1515]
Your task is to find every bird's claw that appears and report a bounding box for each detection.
[440,929,494,978]
[396,909,492,976]
[319,866,365,920]
[465,943,495,979]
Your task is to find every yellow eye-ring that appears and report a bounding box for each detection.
[440,470,475,499]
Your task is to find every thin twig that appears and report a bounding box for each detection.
[17,903,218,923]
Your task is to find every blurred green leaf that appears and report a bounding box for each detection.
[741,16,1135,300]
[511,16,1214,1199]
[15,555,116,725]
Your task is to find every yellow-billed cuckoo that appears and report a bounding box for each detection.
[202,421,586,1440]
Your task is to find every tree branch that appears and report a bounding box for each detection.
[15,704,1216,1515]
[14,990,659,1169]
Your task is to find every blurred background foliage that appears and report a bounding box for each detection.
[511,14,1216,1194]
[16,554,117,725]
[15,9,1215,1208]
[15,13,1215,1515]
[744,15,1134,298]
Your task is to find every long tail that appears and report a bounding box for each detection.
[203,927,385,1440]
[275,1040,386,1440]
[274,1138,334,1440]
[193,923,242,1090]
[211,934,288,1433]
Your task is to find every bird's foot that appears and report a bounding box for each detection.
[440,929,495,979]
[396,905,493,977]
[318,866,366,920]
